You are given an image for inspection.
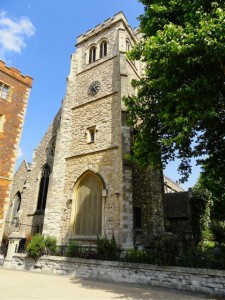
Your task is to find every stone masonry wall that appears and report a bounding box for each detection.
[21,110,61,235]
[42,79,74,241]
[132,166,165,246]
[4,161,30,236]
[58,93,122,243]
[9,254,225,297]
[4,111,61,238]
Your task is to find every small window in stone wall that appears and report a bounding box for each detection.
[0,114,5,132]
[0,82,11,101]
[87,126,96,143]
[133,207,142,229]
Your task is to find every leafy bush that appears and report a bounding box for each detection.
[26,233,225,270]
[26,234,57,259]
[67,240,83,257]
[211,221,225,246]
[124,249,151,264]
[66,236,120,260]
[96,235,120,261]
[26,234,45,259]
[66,241,97,259]
[151,234,182,266]
[178,245,225,270]
[45,236,57,255]
[124,235,225,270]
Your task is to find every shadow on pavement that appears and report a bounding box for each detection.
[70,277,221,300]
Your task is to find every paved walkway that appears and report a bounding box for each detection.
[0,267,221,300]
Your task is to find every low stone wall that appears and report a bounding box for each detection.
[6,254,225,297]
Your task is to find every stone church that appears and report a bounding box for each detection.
[4,12,167,250]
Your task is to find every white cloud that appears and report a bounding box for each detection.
[17,147,24,159]
[0,11,35,60]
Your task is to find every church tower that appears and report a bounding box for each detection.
[43,12,164,249]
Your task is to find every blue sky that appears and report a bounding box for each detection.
[0,0,200,190]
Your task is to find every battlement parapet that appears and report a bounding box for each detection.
[0,60,33,87]
[77,11,135,44]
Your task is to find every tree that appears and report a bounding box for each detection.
[196,169,225,221]
[124,1,225,183]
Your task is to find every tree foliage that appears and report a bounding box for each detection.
[124,0,225,182]
[189,188,211,245]
[197,169,225,221]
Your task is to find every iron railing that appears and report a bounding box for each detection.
[15,243,26,254]
[0,244,8,257]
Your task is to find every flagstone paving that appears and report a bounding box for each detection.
[0,267,222,300]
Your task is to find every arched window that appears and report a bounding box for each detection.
[72,173,103,237]
[100,40,107,58]
[11,192,21,222]
[89,46,96,64]
[126,39,131,52]
[37,164,51,211]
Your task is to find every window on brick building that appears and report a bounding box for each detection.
[89,46,96,63]
[0,82,11,100]
[37,164,51,211]
[100,40,107,58]
[71,172,103,237]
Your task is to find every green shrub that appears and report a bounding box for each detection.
[178,245,225,270]
[124,249,151,264]
[96,235,120,261]
[26,234,57,259]
[26,234,45,259]
[66,241,97,259]
[67,240,83,257]
[152,234,182,266]
[45,236,57,255]
[211,221,225,246]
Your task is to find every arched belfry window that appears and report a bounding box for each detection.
[100,40,107,58]
[37,164,51,211]
[89,46,96,64]
[72,172,103,237]
[11,192,21,222]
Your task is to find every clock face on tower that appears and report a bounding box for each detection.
[88,81,101,96]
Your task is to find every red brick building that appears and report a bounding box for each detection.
[0,60,32,243]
